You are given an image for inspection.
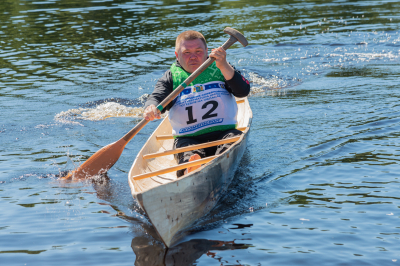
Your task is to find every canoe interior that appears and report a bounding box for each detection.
[128,97,252,194]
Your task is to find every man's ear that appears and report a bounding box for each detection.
[175,51,179,61]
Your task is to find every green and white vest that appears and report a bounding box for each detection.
[169,61,238,137]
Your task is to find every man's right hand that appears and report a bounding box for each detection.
[143,104,161,121]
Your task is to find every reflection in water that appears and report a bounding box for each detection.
[131,237,252,266]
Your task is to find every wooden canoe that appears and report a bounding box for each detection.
[128,97,253,247]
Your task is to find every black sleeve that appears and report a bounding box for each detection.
[224,65,250,98]
[144,64,250,112]
[144,70,174,113]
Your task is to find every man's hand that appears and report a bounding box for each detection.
[209,47,234,80]
[143,104,161,121]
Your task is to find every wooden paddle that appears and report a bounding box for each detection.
[63,27,248,180]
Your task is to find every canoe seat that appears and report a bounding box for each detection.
[132,155,218,181]
[143,136,240,160]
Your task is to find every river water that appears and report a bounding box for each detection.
[1,0,399,265]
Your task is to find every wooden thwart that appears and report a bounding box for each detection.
[143,136,240,160]
[156,127,247,141]
[132,155,218,181]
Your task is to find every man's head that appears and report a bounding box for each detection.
[175,31,208,73]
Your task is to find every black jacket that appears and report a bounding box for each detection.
[144,60,250,112]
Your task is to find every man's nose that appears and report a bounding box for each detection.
[189,53,197,59]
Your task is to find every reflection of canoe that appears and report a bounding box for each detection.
[131,236,252,266]
[128,97,252,247]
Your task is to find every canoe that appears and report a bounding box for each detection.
[128,97,253,247]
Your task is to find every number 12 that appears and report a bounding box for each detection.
[185,100,219,125]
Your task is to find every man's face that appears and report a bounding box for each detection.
[175,39,207,73]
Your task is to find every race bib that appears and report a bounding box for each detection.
[169,81,238,137]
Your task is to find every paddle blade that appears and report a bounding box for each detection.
[62,138,127,180]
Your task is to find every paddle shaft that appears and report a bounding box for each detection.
[121,35,240,143]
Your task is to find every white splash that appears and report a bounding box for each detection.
[247,72,288,95]
[55,102,145,122]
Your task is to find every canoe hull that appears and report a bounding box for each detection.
[136,129,249,246]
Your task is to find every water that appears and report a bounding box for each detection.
[1,0,400,265]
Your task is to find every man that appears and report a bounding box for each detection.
[143,30,250,177]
